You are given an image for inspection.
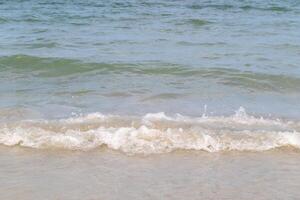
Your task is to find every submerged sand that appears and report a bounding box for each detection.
[1,147,300,200]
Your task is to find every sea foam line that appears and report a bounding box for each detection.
[0,108,300,154]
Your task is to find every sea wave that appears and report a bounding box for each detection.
[188,4,291,12]
[1,108,300,154]
[1,55,300,93]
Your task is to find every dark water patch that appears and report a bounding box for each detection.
[137,65,187,75]
[0,17,8,24]
[54,90,96,97]
[9,16,44,23]
[188,4,290,12]
[188,4,234,10]
[73,2,105,8]
[271,43,300,51]
[177,41,226,46]
[27,42,58,49]
[31,28,49,34]
[240,5,253,10]
[66,14,100,20]
[267,6,290,12]
[140,1,172,7]
[187,19,211,27]
[174,19,211,27]
[141,93,184,102]
[240,5,291,12]
[160,13,173,17]
[38,2,66,6]
[102,92,132,98]
[93,42,106,46]
[111,2,134,8]
[69,22,90,26]
[20,15,43,23]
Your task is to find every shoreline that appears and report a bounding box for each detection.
[1,146,300,199]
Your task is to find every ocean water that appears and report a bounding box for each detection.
[1,0,300,199]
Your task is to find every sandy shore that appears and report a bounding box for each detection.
[1,147,300,200]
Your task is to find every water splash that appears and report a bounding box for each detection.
[0,108,299,154]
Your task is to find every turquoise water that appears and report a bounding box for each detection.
[0,0,300,152]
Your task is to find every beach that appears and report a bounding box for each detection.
[1,146,300,200]
[1,0,300,199]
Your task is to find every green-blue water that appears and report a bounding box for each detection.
[1,0,300,118]
[1,0,300,117]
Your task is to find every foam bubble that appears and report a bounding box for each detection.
[0,110,300,154]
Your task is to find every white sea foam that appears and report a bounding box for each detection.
[0,108,300,154]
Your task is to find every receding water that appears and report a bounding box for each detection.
[0,0,300,199]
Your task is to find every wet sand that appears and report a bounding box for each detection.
[1,147,300,200]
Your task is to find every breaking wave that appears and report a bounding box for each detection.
[1,108,300,154]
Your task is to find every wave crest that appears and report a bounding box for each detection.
[1,109,300,154]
